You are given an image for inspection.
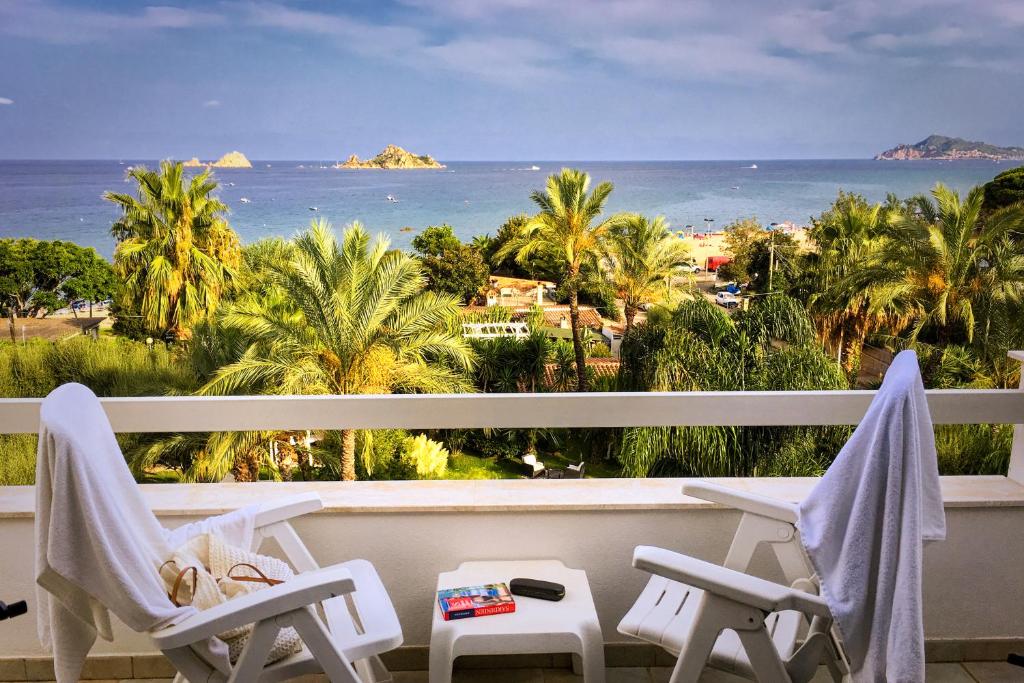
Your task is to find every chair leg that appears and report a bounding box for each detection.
[355,655,392,683]
[292,606,363,683]
[228,618,280,683]
[668,596,727,683]
[736,628,793,683]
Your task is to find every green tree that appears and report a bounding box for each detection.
[617,295,848,477]
[982,166,1024,214]
[411,224,462,255]
[200,220,474,481]
[605,215,691,331]
[412,225,489,303]
[747,231,800,293]
[0,239,115,318]
[804,192,891,375]
[498,168,629,391]
[105,161,241,340]
[850,184,1024,346]
[718,218,765,282]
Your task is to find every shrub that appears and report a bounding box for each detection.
[401,434,449,479]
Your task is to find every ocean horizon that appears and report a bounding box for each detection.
[0,158,1011,258]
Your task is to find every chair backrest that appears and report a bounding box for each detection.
[36,383,189,633]
[522,454,537,466]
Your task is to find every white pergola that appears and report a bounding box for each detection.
[461,322,531,339]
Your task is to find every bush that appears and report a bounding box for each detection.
[354,428,410,479]
[400,434,449,479]
[0,336,195,485]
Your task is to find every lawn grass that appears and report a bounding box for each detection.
[445,450,622,480]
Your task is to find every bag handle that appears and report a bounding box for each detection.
[227,562,285,587]
[160,561,198,607]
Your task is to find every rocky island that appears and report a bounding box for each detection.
[182,151,253,168]
[876,135,1024,161]
[336,144,445,169]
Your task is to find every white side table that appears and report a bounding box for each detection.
[429,560,605,683]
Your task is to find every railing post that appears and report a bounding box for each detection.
[1009,351,1024,485]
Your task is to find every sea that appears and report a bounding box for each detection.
[0,159,1011,258]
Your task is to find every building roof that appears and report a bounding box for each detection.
[541,327,606,343]
[5,316,105,342]
[461,304,605,331]
[488,275,555,292]
[535,306,604,330]
[542,357,620,389]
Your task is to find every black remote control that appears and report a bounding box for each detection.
[509,578,565,601]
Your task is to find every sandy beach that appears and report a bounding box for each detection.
[679,225,812,269]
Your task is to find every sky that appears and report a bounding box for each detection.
[0,0,1022,160]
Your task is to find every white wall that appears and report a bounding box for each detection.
[2,485,1023,657]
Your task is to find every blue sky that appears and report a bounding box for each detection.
[0,0,1022,160]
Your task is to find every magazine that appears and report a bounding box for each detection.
[437,583,516,620]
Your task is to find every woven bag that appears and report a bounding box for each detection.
[159,533,303,664]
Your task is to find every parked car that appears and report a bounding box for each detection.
[676,263,702,274]
[716,291,740,309]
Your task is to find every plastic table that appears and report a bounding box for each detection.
[429,560,605,683]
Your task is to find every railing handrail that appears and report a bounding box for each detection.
[1,389,1022,434]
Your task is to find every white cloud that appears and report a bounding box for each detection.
[203,99,221,108]
[238,2,560,85]
[0,97,13,105]
[0,0,223,44]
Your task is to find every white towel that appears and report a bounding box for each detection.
[35,383,257,683]
[797,351,945,682]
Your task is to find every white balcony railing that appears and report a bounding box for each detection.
[1,361,1023,663]
[1,387,1023,434]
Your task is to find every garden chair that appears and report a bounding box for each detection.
[522,453,546,478]
[619,351,942,682]
[565,461,585,479]
[35,383,403,683]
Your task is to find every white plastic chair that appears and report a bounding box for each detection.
[36,384,402,683]
[522,453,546,478]
[619,482,849,683]
[157,492,404,683]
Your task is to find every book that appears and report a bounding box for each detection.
[437,583,516,620]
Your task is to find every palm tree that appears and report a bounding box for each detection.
[605,215,691,332]
[200,219,474,480]
[851,184,1024,346]
[499,169,628,391]
[104,161,240,340]
[806,192,891,375]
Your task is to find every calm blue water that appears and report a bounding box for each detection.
[0,159,1011,258]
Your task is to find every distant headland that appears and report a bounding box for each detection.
[182,151,253,168]
[336,144,445,169]
[876,135,1024,161]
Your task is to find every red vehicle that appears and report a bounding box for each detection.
[705,255,732,272]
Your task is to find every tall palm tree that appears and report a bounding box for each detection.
[605,215,691,331]
[806,192,891,375]
[200,220,474,480]
[499,168,628,391]
[851,184,1024,346]
[104,161,240,340]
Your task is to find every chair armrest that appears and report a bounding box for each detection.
[633,546,830,619]
[682,481,799,524]
[151,565,354,650]
[254,492,324,528]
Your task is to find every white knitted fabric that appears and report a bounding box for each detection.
[161,533,303,664]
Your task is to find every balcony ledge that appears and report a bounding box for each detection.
[2,475,1023,519]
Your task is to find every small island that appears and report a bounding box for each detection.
[182,151,253,168]
[336,144,445,169]
[876,135,1024,161]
